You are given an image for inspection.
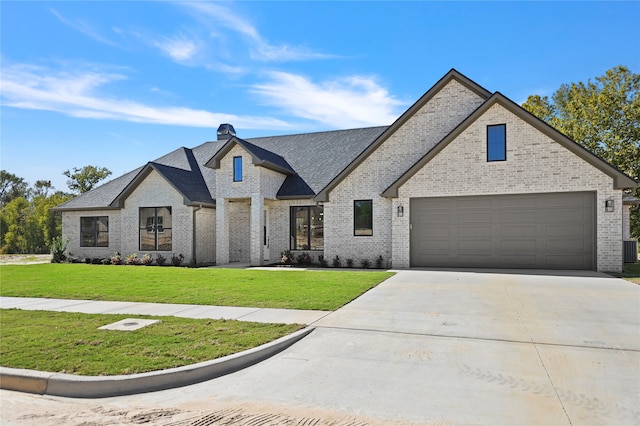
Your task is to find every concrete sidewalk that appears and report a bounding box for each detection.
[0,296,331,325]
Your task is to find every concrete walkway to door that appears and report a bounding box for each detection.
[1,269,639,425]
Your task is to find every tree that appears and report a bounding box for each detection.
[0,170,28,207]
[64,165,112,194]
[522,65,640,238]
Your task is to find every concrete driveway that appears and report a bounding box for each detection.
[2,269,639,425]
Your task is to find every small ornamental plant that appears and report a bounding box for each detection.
[346,258,354,268]
[332,255,342,268]
[125,253,139,265]
[155,254,167,266]
[141,253,153,266]
[281,250,293,265]
[171,253,184,266]
[318,255,328,268]
[360,258,371,269]
[110,252,123,265]
[296,252,312,266]
[375,255,384,269]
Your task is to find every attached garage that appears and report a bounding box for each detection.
[410,192,595,270]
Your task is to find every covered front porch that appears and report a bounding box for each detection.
[216,195,272,266]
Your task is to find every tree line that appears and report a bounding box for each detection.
[0,166,111,254]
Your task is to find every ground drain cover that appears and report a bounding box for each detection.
[99,318,159,331]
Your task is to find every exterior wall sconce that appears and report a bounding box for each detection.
[397,206,404,217]
[605,199,615,212]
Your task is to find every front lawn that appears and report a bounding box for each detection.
[0,309,302,375]
[0,264,394,311]
[615,262,640,285]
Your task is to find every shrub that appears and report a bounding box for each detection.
[110,252,122,265]
[101,258,110,265]
[296,252,312,266]
[332,255,342,268]
[318,255,328,268]
[360,259,371,269]
[50,237,69,263]
[281,250,293,265]
[125,253,139,265]
[91,258,102,265]
[346,258,354,268]
[156,254,166,266]
[171,253,184,266]
[141,253,153,266]
[375,255,384,269]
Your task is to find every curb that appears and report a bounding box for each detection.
[0,327,314,398]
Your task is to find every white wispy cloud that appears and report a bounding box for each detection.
[154,33,199,62]
[177,2,336,62]
[0,62,292,130]
[251,72,407,128]
[50,8,118,47]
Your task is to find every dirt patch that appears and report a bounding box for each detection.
[0,254,51,265]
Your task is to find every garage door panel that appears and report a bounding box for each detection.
[410,192,595,270]
[500,225,537,238]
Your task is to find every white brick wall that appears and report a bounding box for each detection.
[325,79,486,267]
[62,170,212,263]
[215,144,287,265]
[62,209,120,260]
[394,103,623,272]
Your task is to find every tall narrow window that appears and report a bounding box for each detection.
[487,124,506,162]
[354,200,373,236]
[140,207,172,251]
[290,206,324,250]
[80,216,109,247]
[233,156,243,182]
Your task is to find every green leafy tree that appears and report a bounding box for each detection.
[64,165,112,194]
[0,170,28,207]
[2,197,31,253]
[522,65,640,238]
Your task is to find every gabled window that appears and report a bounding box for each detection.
[140,207,172,251]
[354,200,373,236]
[233,156,243,182]
[290,206,324,250]
[80,216,108,247]
[487,124,506,162]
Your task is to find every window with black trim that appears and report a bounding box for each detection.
[354,200,373,236]
[487,124,506,162]
[290,206,324,250]
[233,156,243,182]
[80,216,109,247]
[140,207,172,251]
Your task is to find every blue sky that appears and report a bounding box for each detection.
[2,1,639,192]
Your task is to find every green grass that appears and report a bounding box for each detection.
[614,262,640,285]
[0,309,303,376]
[0,264,394,310]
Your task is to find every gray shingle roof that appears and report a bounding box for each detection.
[54,126,388,210]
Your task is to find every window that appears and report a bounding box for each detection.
[80,216,108,247]
[140,207,172,251]
[290,206,324,250]
[487,124,506,161]
[354,200,373,236]
[233,156,243,182]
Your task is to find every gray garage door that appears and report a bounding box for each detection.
[410,192,595,270]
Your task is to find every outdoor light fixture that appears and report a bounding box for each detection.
[397,206,404,217]
[605,199,615,212]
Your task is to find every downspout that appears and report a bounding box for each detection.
[192,205,202,265]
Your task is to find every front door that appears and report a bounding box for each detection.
[263,208,270,261]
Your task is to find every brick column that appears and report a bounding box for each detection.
[250,194,264,266]
[216,197,229,265]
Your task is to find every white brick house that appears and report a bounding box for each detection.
[55,70,638,272]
